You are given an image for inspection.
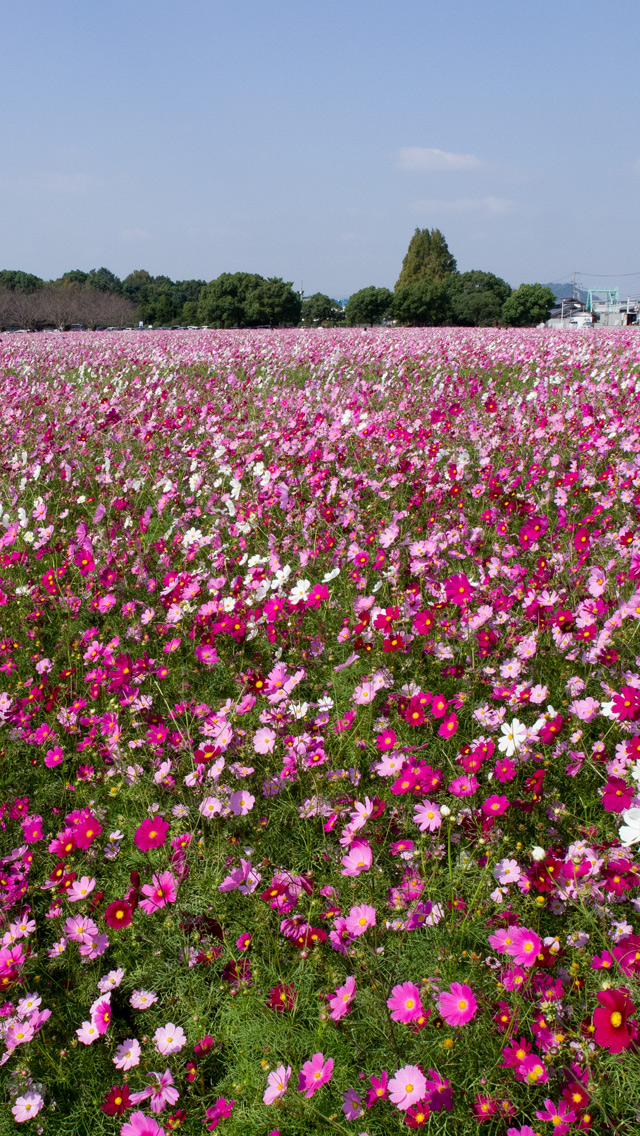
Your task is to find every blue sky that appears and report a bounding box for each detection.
[2,0,638,297]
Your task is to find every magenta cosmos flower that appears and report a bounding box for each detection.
[139,871,178,914]
[134,817,170,851]
[388,1065,427,1110]
[387,982,424,1023]
[505,926,541,967]
[437,982,478,1026]
[297,1053,334,1098]
[120,1112,165,1136]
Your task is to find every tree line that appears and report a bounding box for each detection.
[0,232,556,331]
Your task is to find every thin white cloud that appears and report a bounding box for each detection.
[398,147,481,172]
[411,195,515,216]
[118,227,151,242]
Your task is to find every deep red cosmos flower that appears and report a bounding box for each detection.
[592,987,637,1053]
[104,899,133,929]
[101,1084,132,1115]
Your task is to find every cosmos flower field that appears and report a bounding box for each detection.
[2,326,640,1136]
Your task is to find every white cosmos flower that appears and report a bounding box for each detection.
[498,718,527,757]
[619,808,640,847]
[289,579,311,605]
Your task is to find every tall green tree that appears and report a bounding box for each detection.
[345,287,393,327]
[0,270,44,292]
[301,293,335,325]
[447,270,512,326]
[197,273,301,328]
[392,279,452,326]
[502,283,556,327]
[395,228,457,291]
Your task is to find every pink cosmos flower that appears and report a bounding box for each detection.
[438,982,478,1027]
[130,1069,179,1113]
[387,982,424,1023]
[413,799,441,832]
[134,817,170,851]
[342,1089,363,1120]
[345,904,376,937]
[91,994,112,1035]
[139,872,178,915]
[388,1065,427,1110]
[482,794,510,817]
[449,775,479,797]
[297,1052,334,1098]
[11,1093,44,1123]
[114,1038,141,1070]
[506,927,542,967]
[120,1111,165,1136]
[130,990,158,1010]
[199,796,223,818]
[263,1064,292,1105]
[444,573,473,605]
[340,841,372,876]
[45,746,65,768]
[253,727,276,754]
[494,859,521,885]
[76,1019,101,1045]
[329,976,356,1021]
[228,790,255,816]
[534,1098,576,1135]
[74,814,102,849]
[67,875,97,902]
[153,1023,187,1055]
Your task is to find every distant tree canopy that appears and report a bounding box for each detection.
[502,283,556,327]
[392,280,452,327]
[0,270,44,293]
[197,273,302,328]
[300,293,344,325]
[447,270,512,327]
[344,287,393,327]
[395,228,457,291]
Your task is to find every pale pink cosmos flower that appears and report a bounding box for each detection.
[78,932,110,959]
[228,790,255,816]
[388,1065,427,1110]
[253,727,276,754]
[494,858,521,885]
[413,799,441,832]
[569,697,600,722]
[64,914,99,942]
[76,1019,101,1045]
[198,796,222,818]
[263,1064,292,1105]
[67,875,96,902]
[297,1052,334,1098]
[329,976,356,1021]
[139,872,178,915]
[11,1093,44,1123]
[387,982,424,1023]
[130,1069,179,1113]
[114,1038,141,1070]
[345,904,376,937]
[352,681,375,705]
[437,982,478,1026]
[130,990,158,1010]
[16,993,41,1018]
[340,841,372,876]
[153,1023,186,1055]
[98,968,125,993]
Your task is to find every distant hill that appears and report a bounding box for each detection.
[545,282,588,303]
